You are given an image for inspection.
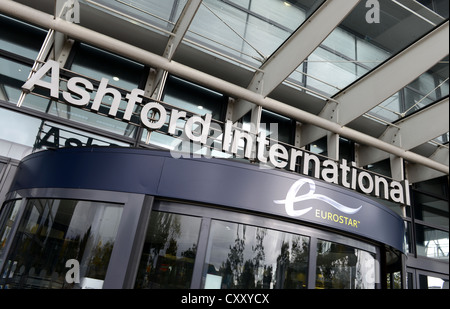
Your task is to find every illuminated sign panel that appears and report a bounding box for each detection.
[21,60,410,205]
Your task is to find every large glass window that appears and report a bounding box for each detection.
[0,161,5,175]
[69,43,146,90]
[370,56,449,122]
[0,108,41,147]
[91,0,188,32]
[187,0,323,66]
[134,211,202,289]
[418,273,449,289]
[315,240,376,289]
[0,14,46,59]
[417,0,449,18]
[0,200,22,262]
[414,191,449,228]
[0,57,33,104]
[412,176,449,261]
[19,42,148,139]
[415,225,449,260]
[0,15,47,111]
[162,75,226,120]
[260,109,294,145]
[202,220,309,289]
[291,0,439,97]
[33,121,129,151]
[0,199,123,289]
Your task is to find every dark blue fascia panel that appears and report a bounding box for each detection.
[10,147,405,252]
[11,147,165,194]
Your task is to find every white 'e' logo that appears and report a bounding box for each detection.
[274,178,362,217]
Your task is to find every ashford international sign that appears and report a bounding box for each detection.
[21,60,411,206]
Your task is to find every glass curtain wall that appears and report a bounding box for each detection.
[412,176,449,261]
[0,199,22,263]
[0,15,231,154]
[0,15,47,149]
[370,56,449,123]
[91,0,188,33]
[186,0,321,66]
[288,0,441,99]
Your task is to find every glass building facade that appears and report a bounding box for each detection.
[0,0,448,290]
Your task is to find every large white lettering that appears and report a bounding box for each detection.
[21,60,411,205]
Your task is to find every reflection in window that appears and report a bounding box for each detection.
[0,15,46,60]
[135,211,202,289]
[294,0,438,97]
[0,200,22,262]
[203,220,309,289]
[0,57,33,104]
[33,121,129,151]
[70,43,146,90]
[414,191,449,228]
[0,199,123,289]
[163,75,226,120]
[0,108,41,147]
[415,225,449,260]
[419,274,449,289]
[142,75,227,154]
[316,240,376,289]
[370,56,449,122]
[417,0,449,18]
[387,271,402,289]
[260,109,294,145]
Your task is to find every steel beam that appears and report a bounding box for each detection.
[301,21,449,145]
[164,0,202,61]
[149,0,202,96]
[406,146,448,183]
[232,0,360,121]
[358,97,449,166]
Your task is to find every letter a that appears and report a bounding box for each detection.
[65,259,80,284]
[365,0,380,24]
[22,60,60,99]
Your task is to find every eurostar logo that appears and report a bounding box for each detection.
[274,178,362,217]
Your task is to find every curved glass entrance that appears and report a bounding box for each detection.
[0,148,406,289]
[132,199,381,289]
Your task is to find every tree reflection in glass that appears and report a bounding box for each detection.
[315,240,376,289]
[203,220,309,289]
[0,199,123,289]
[134,211,201,289]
